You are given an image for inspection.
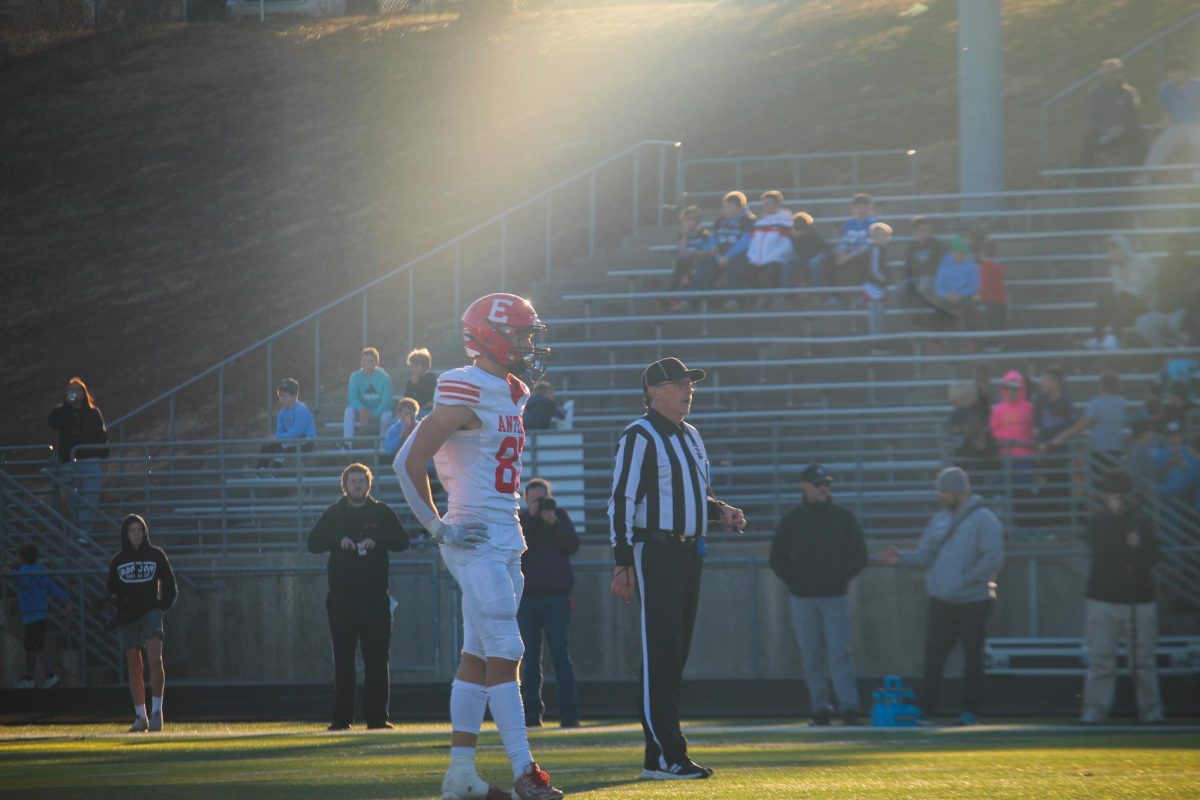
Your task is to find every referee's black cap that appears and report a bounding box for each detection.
[642,358,707,392]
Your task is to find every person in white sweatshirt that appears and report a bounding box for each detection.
[744,190,795,306]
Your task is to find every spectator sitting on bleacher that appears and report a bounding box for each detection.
[523,381,566,431]
[1144,58,1200,170]
[342,347,394,449]
[740,190,794,308]
[1151,424,1200,511]
[1086,235,1155,350]
[947,381,997,473]
[1125,419,1160,494]
[382,397,420,458]
[706,191,756,291]
[931,237,980,331]
[1081,58,1147,169]
[990,371,1035,461]
[403,348,436,413]
[257,378,317,471]
[834,192,876,275]
[976,239,1007,349]
[903,216,944,307]
[1080,468,1162,725]
[1033,366,1080,456]
[1135,236,1195,348]
[1047,372,1129,467]
[781,212,834,308]
[665,206,714,311]
[849,221,892,349]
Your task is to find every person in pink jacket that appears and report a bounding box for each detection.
[989,371,1036,459]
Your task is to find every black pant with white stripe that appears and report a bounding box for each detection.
[634,536,702,770]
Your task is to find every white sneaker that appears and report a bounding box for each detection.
[511,762,564,799]
[128,716,149,733]
[41,675,60,689]
[15,678,36,689]
[440,765,508,800]
[1100,333,1119,350]
[1079,709,1102,724]
[1081,337,1100,350]
[149,710,164,732]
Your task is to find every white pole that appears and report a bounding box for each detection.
[260,0,265,21]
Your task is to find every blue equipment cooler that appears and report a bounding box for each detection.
[870,676,921,727]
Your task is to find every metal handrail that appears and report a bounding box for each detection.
[106,139,682,440]
[680,148,918,202]
[1038,9,1200,168]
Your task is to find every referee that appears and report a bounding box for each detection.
[608,357,747,780]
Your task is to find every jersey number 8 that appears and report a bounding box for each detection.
[494,435,525,493]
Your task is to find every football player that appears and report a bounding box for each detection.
[396,293,563,800]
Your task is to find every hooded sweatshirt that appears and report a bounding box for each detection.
[1106,235,1156,300]
[107,519,178,625]
[990,371,1036,458]
[899,494,1005,603]
[347,368,394,420]
[47,401,108,463]
[747,209,795,267]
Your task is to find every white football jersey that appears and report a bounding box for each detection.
[431,365,530,546]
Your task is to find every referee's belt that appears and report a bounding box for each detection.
[632,528,700,545]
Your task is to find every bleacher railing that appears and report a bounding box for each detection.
[1037,9,1200,170]
[102,139,683,444]
[679,149,919,204]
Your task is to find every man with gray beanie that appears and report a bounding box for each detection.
[877,466,1004,725]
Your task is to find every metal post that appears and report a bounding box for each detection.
[632,149,641,238]
[407,269,415,352]
[543,195,553,283]
[218,366,225,440]
[500,217,509,292]
[958,0,1005,206]
[673,143,684,209]
[588,172,596,258]
[656,145,666,227]
[361,292,369,348]
[314,316,322,409]
[1027,557,1039,637]
[454,241,463,315]
[266,340,273,435]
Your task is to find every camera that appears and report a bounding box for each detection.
[538,497,557,511]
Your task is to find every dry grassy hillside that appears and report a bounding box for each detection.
[2,0,1195,445]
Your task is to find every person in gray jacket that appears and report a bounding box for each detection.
[877,467,1004,725]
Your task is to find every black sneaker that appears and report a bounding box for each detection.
[367,721,394,730]
[326,722,352,731]
[840,708,864,726]
[810,706,834,726]
[525,717,543,728]
[559,718,581,729]
[643,758,712,780]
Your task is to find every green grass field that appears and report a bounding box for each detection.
[2,720,1198,799]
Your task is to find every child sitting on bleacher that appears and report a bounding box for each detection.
[665,205,713,311]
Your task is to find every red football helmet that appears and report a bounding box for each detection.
[462,293,551,381]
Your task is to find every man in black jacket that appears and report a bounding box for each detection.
[307,463,409,731]
[1080,469,1163,724]
[768,464,867,725]
[107,513,177,733]
[516,478,581,729]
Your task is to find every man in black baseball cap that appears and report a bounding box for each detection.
[769,463,867,726]
[610,356,744,780]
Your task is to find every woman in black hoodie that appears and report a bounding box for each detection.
[47,377,109,538]
[107,513,177,733]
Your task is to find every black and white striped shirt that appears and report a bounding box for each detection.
[608,409,722,565]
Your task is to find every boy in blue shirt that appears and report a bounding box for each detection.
[9,544,68,688]
[834,193,878,276]
[258,378,317,470]
[1145,58,1200,168]
[931,236,981,331]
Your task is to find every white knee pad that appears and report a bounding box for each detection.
[479,612,524,662]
